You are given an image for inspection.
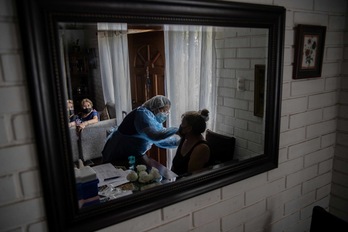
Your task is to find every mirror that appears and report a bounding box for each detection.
[60,22,268,164]
[17,0,285,231]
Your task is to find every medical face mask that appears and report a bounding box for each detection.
[155,112,168,123]
[82,108,92,114]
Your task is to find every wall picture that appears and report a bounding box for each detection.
[293,24,326,79]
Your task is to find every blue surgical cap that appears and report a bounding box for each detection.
[142,95,171,111]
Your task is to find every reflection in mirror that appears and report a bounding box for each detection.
[59,22,268,204]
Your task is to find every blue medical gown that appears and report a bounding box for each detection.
[102,107,179,163]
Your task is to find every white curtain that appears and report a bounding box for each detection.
[164,25,217,167]
[97,23,132,124]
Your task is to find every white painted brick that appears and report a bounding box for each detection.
[279,127,306,147]
[238,48,266,58]
[0,198,45,231]
[319,159,333,175]
[294,12,328,26]
[0,22,19,51]
[325,31,344,46]
[13,113,34,141]
[99,210,161,232]
[222,200,266,231]
[288,137,320,160]
[337,133,348,146]
[0,144,37,175]
[306,119,336,139]
[222,173,267,199]
[225,37,250,48]
[219,87,235,98]
[284,191,315,216]
[328,15,346,31]
[332,171,348,186]
[291,79,325,96]
[332,158,348,174]
[268,157,303,181]
[0,86,30,114]
[224,58,250,69]
[246,178,285,205]
[282,65,293,82]
[302,172,332,194]
[21,170,42,198]
[266,185,301,211]
[244,210,275,232]
[0,115,7,145]
[190,220,220,232]
[146,216,191,232]
[2,54,25,83]
[321,62,341,76]
[162,189,220,221]
[28,221,48,232]
[281,97,307,116]
[193,194,244,226]
[236,69,254,80]
[278,147,288,164]
[251,35,268,47]
[315,0,347,13]
[331,183,348,200]
[304,146,334,167]
[284,29,294,46]
[274,0,313,10]
[282,82,290,99]
[286,165,318,188]
[323,105,338,120]
[308,92,337,109]
[321,132,336,148]
[223,48,237,59]
[280,115,289,132]
[285,10,294,28]
[316,183,331,200]
[326,47,343,61]
[289,109,322,129]
[235,109,259,122]
[340,91,348,104]
[283,47,292,65]
[0,175,18,205]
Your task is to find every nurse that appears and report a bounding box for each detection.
[102,95,179,164]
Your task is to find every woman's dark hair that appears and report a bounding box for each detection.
[182,109,209,135]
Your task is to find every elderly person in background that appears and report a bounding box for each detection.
[102,95,179,164]
[69,98,99,130]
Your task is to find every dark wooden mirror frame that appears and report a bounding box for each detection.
[17,0,285,231]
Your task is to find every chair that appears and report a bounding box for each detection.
[80,118,117,162]
[310,206,348,232]
[205,129,236,165]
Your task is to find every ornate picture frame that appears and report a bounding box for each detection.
[293,24,326,79]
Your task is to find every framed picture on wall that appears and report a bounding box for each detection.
[254,64,265,117]
[293,24,326,79]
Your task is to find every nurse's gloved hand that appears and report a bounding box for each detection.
[166,127,178,134]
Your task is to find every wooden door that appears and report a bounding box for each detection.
[128,31,167,165]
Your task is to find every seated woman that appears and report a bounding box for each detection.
[67,99,77,127]
[69,98,99,130]
[171,109,210,176]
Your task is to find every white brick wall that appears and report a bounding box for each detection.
[0,0,347,232]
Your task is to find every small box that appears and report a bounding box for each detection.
[75,166,100,207]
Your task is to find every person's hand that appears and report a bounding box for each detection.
[79,121,89,129]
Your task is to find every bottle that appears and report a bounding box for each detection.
[128,156,135,170]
